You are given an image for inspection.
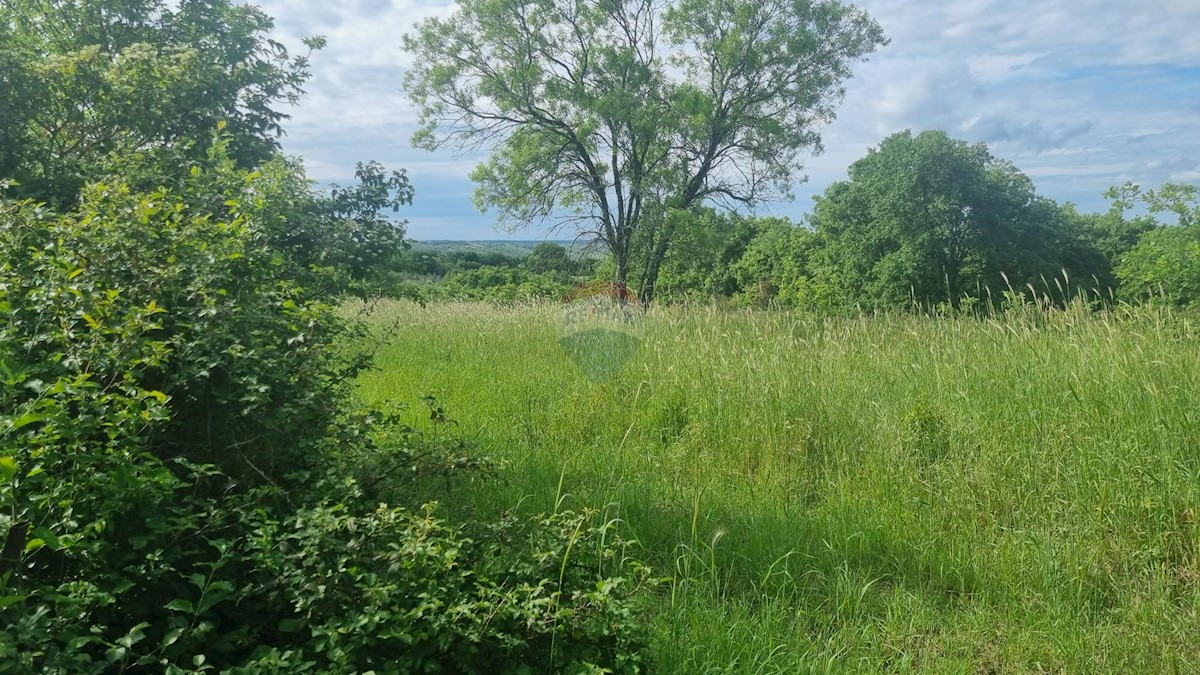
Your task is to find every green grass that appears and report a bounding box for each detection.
[354,299,1200,673]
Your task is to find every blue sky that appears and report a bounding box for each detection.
[256,0,1200,240]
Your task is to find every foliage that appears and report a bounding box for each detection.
[1107,181,1200,228]
[730,218,829,308]
[638,210,759,302]
[393,242,601,303]
[402,0,886,301]
[1116,225,1200,305]
[1044,202,1131,296]
[0,140,649,670]
[0,0,323,207]
[98,134,414,301]
[400,247,525,278]
[526,242,576,275]
[809,130,1106,310]
[255,158,415,299]
[1105,182,1200,305]
[1076,202,1157,268]
[0,170,331,669]
[436,266,573,303]
[241,504,652,674]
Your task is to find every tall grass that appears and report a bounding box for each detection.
[355,299,1200,673]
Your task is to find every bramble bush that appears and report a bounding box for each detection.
[0,139,652,672]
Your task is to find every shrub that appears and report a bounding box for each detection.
[0,141,651,671]
[0,141,363,668]
[240,504,652,674]
[1117,226,1200,306]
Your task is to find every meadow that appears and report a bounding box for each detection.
[356,299,1200,673]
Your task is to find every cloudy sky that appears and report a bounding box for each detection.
[255,0,1200,240]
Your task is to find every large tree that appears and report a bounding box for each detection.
[401,0,886,302]
[810,129,1106,310]
[0,0,323,206]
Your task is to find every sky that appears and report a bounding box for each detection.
[255,0,1200,240]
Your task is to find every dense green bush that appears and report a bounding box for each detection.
[1117,226,1200,305]
[730,219,831,309]
[103,138,414,301]
[647,211,759,303]
[240,504,651,674]
[0,142,651,671]
[1109,182,1200,306]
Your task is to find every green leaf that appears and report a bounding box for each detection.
[106,645,127,663]
[0,457,14,481]
[29,527,61,551]
[10,412,50,430]
[118,622,150,649]
[166,598,194,613]
[0,594,27,609]
[162,627,185,648]
[197,591,229,614]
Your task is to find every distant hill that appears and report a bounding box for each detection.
[411,240,601,258]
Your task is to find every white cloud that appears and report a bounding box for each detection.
[968,53,1041,81]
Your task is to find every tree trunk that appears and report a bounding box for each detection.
[613,246,629,290]
[639,236,670,305]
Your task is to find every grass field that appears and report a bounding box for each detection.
[354,299,1200,673]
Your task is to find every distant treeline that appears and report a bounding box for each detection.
[392,241,600,302]
[391,131,1199,311]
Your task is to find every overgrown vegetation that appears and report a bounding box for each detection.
[0,1,650,671]
[0,138,650,673]
[360,299,1200,672]
[4,0,1200,672]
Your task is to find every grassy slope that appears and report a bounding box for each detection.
[356,300,1200,673]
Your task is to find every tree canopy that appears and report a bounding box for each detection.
[810,129,1110,310]
[402,0,886,302]
[526,241,574,274]
[1108,182,1200,304]
[0,0,323,206]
